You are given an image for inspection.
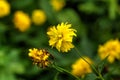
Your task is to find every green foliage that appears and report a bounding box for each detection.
[11,0,33,9]
[84,73,97,80]
[97,56,108,73]
[0,0,120,80]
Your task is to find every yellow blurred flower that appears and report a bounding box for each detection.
[47,22,76,52]
[98,39,120,63]
[50,0,65,11]
[71,57,92,77]
[13,11,31,32]
[32,9,47,25]
[28,48,50,68]
[0,0,10,17]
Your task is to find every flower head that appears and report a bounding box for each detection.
[13,11,31,32]
[0,0,10,17]
[28,48,50,68]
[50,0,65,11]
[32,9,47,25]
[47,22,76,52]
[71,57,92,77]
[98,39,120,63]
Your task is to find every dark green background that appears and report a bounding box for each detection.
[0,0,120,80]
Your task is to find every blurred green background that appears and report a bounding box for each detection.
[0,0,120,80]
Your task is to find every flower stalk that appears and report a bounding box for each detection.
[52,63,80,80]
[74,47,105,80]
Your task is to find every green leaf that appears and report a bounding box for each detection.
[78,2,104,14]
[97,56,108,73]
[9,62,25,74]
[56,9,87,37]
[108,0,118,19]
[57,9,81,26]
[103,73,112,80]
[39,0,57,24]
[0,71,16,80]
[11,0,33,9]
[54,72,59,80]
[0,50,8,66]
[84,73,97,80]
[0,23,7,33]
[80,37,95,57]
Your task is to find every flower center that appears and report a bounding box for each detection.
[58,34,62,39]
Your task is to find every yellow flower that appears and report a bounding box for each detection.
[13,11,31,32]
[50,0,65,11]
[47,22,76,52]
[28,48,50,68]
[0,0,10,17]
[71,57,92,77]
[32,9,47,25]
[98,39,120,63]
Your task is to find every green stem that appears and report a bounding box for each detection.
[74,47,104,80]
[52,63,80,80]
[54,72,59,80]
[98,73,105,80]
